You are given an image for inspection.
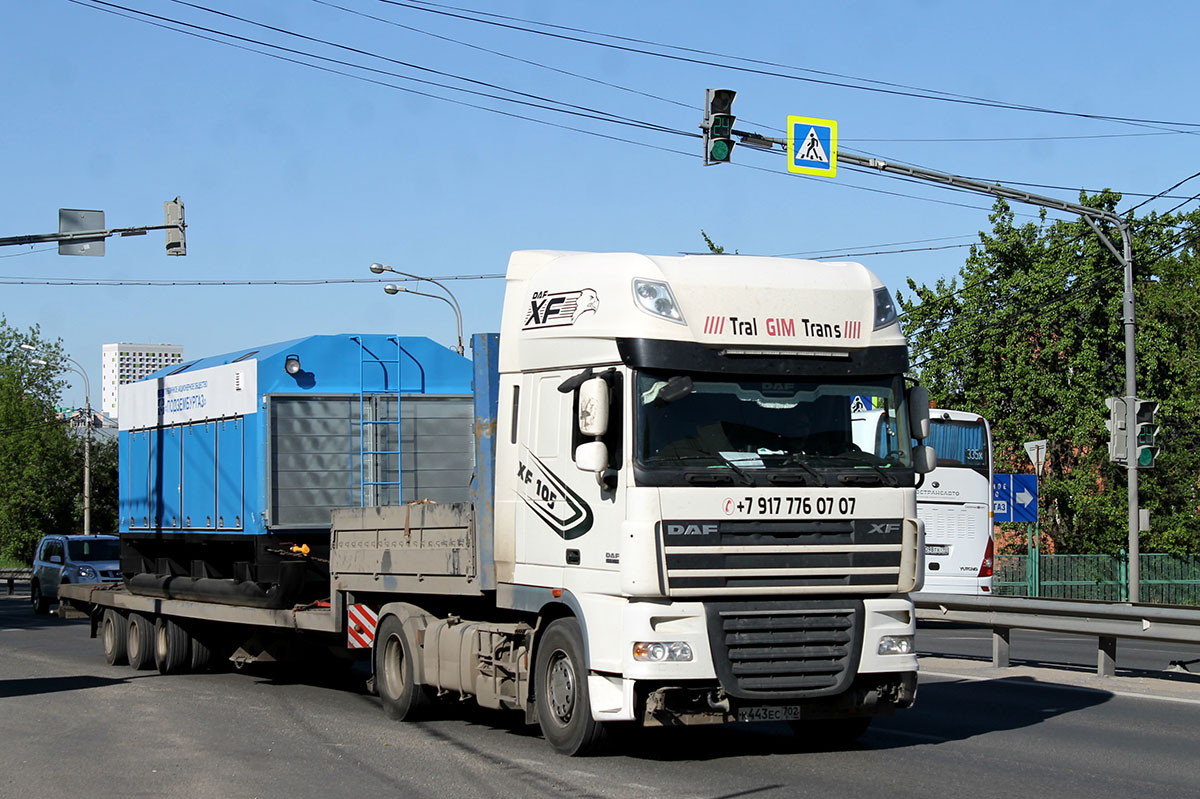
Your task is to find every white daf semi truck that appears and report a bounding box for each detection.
[62,249,932,756]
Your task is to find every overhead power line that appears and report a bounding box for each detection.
[0,275,505,287]
[66,1,1075,216]
[380,0,1200,131]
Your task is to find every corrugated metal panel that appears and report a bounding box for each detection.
[268,394,473,529]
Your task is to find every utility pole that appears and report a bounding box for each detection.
[704,93,1143,600]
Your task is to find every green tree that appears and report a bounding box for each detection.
[0,318,82,563]
[84,436,120,534]
[898,193,1200,555]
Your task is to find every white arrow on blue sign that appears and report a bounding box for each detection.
[993,473,1038,523]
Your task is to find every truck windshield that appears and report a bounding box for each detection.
[634,371,912,485]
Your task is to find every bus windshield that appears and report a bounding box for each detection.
[926,417,989,477]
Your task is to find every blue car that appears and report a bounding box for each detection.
[31,534,122,614]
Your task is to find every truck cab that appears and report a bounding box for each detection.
[486,251,929,747]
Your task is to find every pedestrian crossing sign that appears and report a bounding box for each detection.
[787,116,837,177]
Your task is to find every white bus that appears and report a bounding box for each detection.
[915,409,994,595]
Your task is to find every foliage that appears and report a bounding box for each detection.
[0,317,116,563]
[897,193,1200,555]
[700,230,736,254]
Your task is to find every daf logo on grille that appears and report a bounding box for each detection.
[666,523,718,536]
[866,522,901,535]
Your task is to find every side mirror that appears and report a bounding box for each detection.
[913,444,936,474]
[908,385,931,441]
[50,554,63,565]
[575,441,609,473]
[578,377,609,437]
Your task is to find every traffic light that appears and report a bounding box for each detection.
[164,197,186,256]
[1134,399,1159,468]
[703,89,737,165]
[1104,396,1127,464]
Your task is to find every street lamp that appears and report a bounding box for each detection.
[21,344,93,534]
[369,263,465,356]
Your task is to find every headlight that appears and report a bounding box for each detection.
[76,565,97,579]
[632,279,686,325]
[877,635,914,655]
[633,641,694,662]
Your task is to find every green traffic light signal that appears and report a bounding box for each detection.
[1137,446,1157,467]
[702,89,737,165]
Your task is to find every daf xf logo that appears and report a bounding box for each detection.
[666,523,718,536]
[866,522,901,535]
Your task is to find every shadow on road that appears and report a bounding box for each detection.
[0,674,133,699]
[0,592,90,631]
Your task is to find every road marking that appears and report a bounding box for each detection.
[920,669,1200,706]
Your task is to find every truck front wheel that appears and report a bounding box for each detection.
[375,616,433,721]
[534,618,607,756]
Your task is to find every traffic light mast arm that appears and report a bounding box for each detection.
[724,107,1141,598]
[0,224,179,248]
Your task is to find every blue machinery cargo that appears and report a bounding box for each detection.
[117,332,480,607]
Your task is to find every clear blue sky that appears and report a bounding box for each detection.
[3,0,1198,411]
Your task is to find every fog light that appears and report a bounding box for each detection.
[633,641,693,662]
[877,635,914,655]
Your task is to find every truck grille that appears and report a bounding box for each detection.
[661,518,904,597]
[705,600,863,699]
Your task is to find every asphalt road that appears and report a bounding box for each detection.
[3,591,1199,799]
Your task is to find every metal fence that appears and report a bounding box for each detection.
[996,553,1200,605]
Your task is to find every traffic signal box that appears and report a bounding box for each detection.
[1134,399,1159,468]
[1105,396,1159,468]
[1104,396,1127,463]
[703,89,737,165]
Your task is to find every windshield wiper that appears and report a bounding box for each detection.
[773,454,827,486]
[829,450,899,486]
[647,452,754,485]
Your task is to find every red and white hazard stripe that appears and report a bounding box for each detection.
[347,604,379,649]
[704,315,725,335]
[844,320,862,339]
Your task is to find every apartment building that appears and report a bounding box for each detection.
[101,343,185,420]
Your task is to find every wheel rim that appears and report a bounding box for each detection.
[31,585,40,608]
[382,635,405,700]
[546,648,576,725]
[103,617,114,653]
[128,618,142,660]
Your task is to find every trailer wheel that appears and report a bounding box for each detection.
[375,616,432,721]
[126,612,156,670]
[31,581,49,614]
[189,634,213,672]
[101,609,129,666]
[535,618,607,756]
[154,616,192,675]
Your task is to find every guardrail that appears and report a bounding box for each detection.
[915,592,1200,677]
[0,568,33,595]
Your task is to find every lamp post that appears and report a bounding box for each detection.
[369,263,464,355]
[21,345,92,534]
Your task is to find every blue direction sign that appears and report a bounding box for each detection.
[993,473,1038,523]
[787,116,838,177]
